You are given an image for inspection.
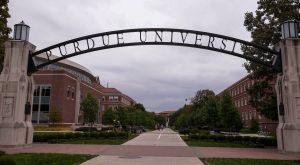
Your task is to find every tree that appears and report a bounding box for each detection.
[220,91,243,132]
[243,0,300,120]
[191,89,215,108]
[115,106,128,126]
[80,93,99,129]
[0,0,11,72]
[102,107,116,125]
[203,95,220,129]
[155,115,166,126]
[250,119,260,133]
[48,105,63,124]
[133,103,146,111]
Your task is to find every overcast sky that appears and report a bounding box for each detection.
[8,0,258,112]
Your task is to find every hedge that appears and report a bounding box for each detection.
[188,134,277,146]
[33,132,129,143]
[74,127,98,132]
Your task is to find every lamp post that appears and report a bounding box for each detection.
[281,20,299,39]
[13,21,30,41]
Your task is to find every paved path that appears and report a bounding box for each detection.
[2,144,300,160]
[81,128,204,165]
[123,128,187,146]
[1,129,300,164]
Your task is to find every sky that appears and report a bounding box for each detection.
[8,0,258,112]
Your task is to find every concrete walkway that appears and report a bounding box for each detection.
[81,128,204,165]
[1,129,300,163]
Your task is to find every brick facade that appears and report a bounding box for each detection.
[218,75,278,132]
[32,55,136,125]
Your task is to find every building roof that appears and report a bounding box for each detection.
[35,53,136,103]
[35,53,94,75]
[218,74,250,95]
[158,110,176,115]
[101,87,121,94]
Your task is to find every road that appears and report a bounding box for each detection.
[81,128,204,165]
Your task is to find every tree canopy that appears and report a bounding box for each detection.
[0,0,11,71]
[80,93,99,127]
[243,0,300,120]
[49,105,63,124]
[170,89,242,132]
[102,104,156,129]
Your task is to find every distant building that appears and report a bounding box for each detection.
[32,53,136,125]
[157,110,176,127]
[218,75,278,132]
[157,110,176,118]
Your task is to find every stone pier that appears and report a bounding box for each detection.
[0,40,35,146]
[276,39,300,152]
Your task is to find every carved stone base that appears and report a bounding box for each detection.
[0,121,33,146]
[277,123,300,152]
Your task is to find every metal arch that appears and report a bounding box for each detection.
[29,28,281,73]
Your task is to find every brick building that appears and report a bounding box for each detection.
[218,75,278,132]
[32,53,136,125]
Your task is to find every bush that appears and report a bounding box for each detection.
[75,127,98,132]
[0,157,16,165]
[33,131,130,143]
[188,133,276,146]
[179,128,190,135]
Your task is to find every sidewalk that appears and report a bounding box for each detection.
[1,144,299,160]
[81,128,204,165]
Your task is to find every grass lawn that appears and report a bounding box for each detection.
[202,158,300,165]
[182,137,268,148]
[0,153,95,165]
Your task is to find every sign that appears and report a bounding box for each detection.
[31,28,280,72]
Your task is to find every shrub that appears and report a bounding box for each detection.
[33,131,130,143]
[75,127,98,132]
[179,128,190,135]
[187,134,276,146]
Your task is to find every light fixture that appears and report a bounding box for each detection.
[13,21,30,41]
[281,20,299,39]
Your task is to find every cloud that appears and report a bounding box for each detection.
[8,0,257,112]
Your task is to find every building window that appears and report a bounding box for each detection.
[80,93,84,101]
[102,96,105,101]
[113,96,118,101]
[109,96,118,102]
[67,87,71,98]
[32,85,51,124]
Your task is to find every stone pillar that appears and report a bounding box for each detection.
[0,40,36,146]
[276,39,300,152]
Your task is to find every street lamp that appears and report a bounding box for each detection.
[281,20,299,39]
[13,21,30,41]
